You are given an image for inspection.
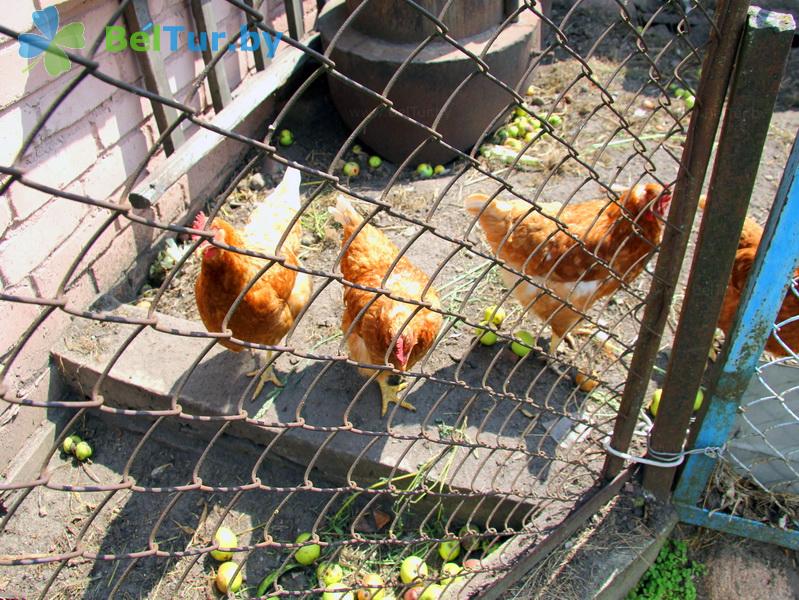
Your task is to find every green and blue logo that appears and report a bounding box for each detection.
[18,7,86,76]
[18,6,282,78]
[104,23,283,56]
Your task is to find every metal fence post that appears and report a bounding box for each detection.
[602,0,752,480]
[641,7,796,500]
[672,130,799,548]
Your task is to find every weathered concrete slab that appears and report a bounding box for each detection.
[53,305,596,529]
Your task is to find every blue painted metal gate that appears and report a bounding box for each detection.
[672,131,799,549]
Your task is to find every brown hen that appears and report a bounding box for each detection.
[701,197,799,357]
[193,167,311,397]
[330,195,443,417]
[465,183,672,355]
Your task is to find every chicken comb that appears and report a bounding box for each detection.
[191,211,208,240]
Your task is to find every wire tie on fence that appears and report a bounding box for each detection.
[602,438,726,467]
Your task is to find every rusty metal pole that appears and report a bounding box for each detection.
[642,7,796,500]
[602,0,753,480]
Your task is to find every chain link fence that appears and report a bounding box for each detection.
[0,0,727,597]
[707,276,799,530]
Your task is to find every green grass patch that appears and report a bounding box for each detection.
[627,539,704,600]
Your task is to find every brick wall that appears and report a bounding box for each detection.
[0,0,316,475]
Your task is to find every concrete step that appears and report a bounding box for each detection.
[53,305,586,529]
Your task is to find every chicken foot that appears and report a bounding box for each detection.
[378,373,415,417]
[247,350,284,399]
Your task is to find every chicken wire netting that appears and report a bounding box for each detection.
[0,0,722,597]
[704,276,799,532]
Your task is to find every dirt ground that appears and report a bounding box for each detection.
[681,525,799,600]
[3,1,798,598]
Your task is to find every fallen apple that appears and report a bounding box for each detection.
[438,540,460,562]
[210,526,238,561]
[419,584,443,600]
[343,162,361,178]
[317,562,345,586]
[399,556,428,584]
[294,532,321,566]
[74,441,92,462]
[368,155,383,169]
[459,525,480,552]
[63,434,81,454]
[278,129,294,146]
[215,561,243,594]
[323,582,355,600]
[357,572,386,600]
[440,562,463,585]
[416,163,434,178]
[474,322,498,346]
[510,331,536,358]
[483,305,506,326]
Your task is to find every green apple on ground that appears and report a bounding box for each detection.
[356,573,386,600]
[438,540,460,561]
[215,561,243,593]
[416,163,434,178]
[343,162,360,177]
[278,129,294,146]
[74,441,92,461]
[649,388,704,416]
[474,322,498,346]
[323,582,355,600]
[210,526,238,561]
[368,156,382,169]
[483,305,506,326]
[63,434,81,454]
[440,562,463,585]
[511,331,536,358]
[459,525,481,552]
[419,584,443,600]
[433,165,445,175]
[294,532,321,565]
[317,562,345,586]
[399,556,428,584]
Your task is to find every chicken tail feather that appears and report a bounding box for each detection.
[329,194,363,229]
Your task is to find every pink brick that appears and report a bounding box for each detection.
[88,220,150,293]
[4,305,72,391]
[154,176,189,223]
[0,196,91,286]
[69,0,123,43]
[0,41,59,110]
[0,196,11,236]
[34,52,126,138]
[6,0,37,37]
[31,205,126,302]
[149,0,168,20]
[0,281,41,360]
[27,206,109,297]
[82,129,149,201]
[0,104,36,166]
[10,118,98,220]
[224,52,245,92]
[165,50,203,98]
[212,0,236,21]
[93,89,152,150]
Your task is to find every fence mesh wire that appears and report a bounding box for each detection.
[705,275,799,531]
[0,0,721,597]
